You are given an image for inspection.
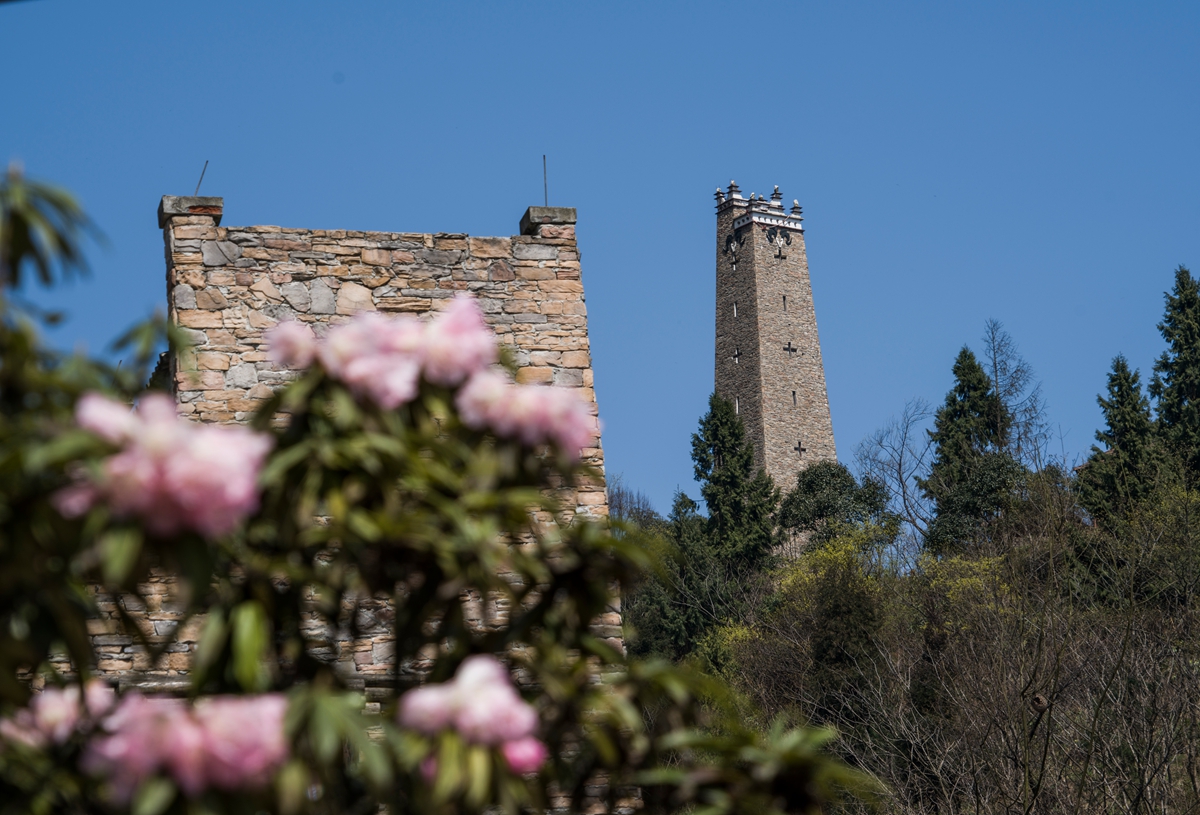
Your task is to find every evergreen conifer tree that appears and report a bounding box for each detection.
[918,347,1011,505]
[691,393,781,567]
[919,347,1021,554]
[1079,355,1162,524]
[1149,266,1200,473]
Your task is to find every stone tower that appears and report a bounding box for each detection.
[714,181,836,489]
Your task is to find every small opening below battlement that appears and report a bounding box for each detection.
[733,301,737,318]
[792,390,797,406]
[783,295,787,312]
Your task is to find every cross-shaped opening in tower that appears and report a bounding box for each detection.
[733,348,741,364]
[784,342,797,357]
[793,440,806,456]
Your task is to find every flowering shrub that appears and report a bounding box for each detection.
[267,296,597,459]
[81,694,288,801]
[399,655,542,751]
[57,392,272,537]
[0,176,871,815]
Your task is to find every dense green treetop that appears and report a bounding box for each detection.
[1150,266,1200,472]
[1079,355,1164,524]
[919,347,1011,507]
[691,393,780,568]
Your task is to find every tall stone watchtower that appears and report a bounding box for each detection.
[714,181,836,489]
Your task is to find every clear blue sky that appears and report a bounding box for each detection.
[4,1,1198,513]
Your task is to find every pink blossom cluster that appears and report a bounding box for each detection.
[265,295,497,408]
[456,370,597,459]
[81,693,289,802]
[56,393,272,538]
[265,295,597,458]
[398,655,548,774]
[0,680,114,750]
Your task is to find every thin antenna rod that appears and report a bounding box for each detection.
[542,155,548,207]
[193,160,209,197]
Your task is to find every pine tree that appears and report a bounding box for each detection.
[919,347,1011,506]
[919,347,1021,554]
[1078,356,1162,524]
[1149,266,1200,473]
[691,393,781,568]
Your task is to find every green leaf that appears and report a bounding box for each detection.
[230,601,270,691]
[193,607,227,679]
[276,759,309,815]
[465,745,492,807]
[131,777,175,815]
[100,528,142,584]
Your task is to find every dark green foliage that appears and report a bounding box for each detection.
[1079,356,1165,525]
[692,393,780,568]
[1150,266,1200,473]
[919,347,1022,553]
[778,460,890,546]
[808,554,880,721]
[624,493,708,660]
[0,164,97,290]
[919,348,1011,506]
[924,452,1025,556]
[627,395,780,661]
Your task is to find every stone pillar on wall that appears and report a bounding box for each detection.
[713,182,836,491]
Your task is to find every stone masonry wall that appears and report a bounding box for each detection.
[77,197,615,694]
[714,183,836,490]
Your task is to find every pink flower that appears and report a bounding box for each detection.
[30,686,82,745]
[0,714,44,750]
[63,393,272,538]
[0,680,116,751]
[454,655,513,692]
[454,374,598,461]
[398,684,458,735]
[82,695,179,803]
[266,321,317,369]
[82,693,289,802]
[421,296,497,386]
[76,393,137,444]
[319,315,423,409]
[502,736,548,774]
[52,481,100,518]
[454,685,537,745]
[397,655,539,747]
[420,755,438,782]
[456,369,510,430]
[195,695,289,791]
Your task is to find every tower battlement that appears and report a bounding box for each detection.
[713,180,835,488]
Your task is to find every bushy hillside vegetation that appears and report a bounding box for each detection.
[621,267,1200,814]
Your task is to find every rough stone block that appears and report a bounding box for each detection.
[468,237,512,258]
[201,240,242,266]
[280,282,311,312]
[310,280,335,314]
[513,244,557,261]
[195,288,229,310]
[173,284,196,310]
[361,248,391,266]
[226,363,258,389]
[336,282,375,315]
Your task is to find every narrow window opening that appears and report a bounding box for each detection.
[783,295,787,312]
[735,397,740,415]
[733,301,738,318]
[792,390,797,406]
[733,348,741,364]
